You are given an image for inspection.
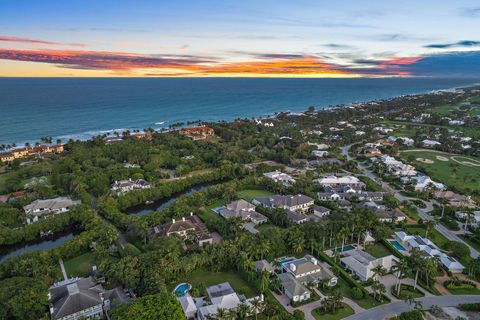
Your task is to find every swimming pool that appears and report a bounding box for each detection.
[332,244,355,253]
[390,240,406,251]
[173,283,192,297]
[278,257,296,265]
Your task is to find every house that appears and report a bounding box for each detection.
[180,126,214,140]
[253,194,314,224]
[218,199,267,224]
[23,197,81,224]
[398,137,415,146]
[49,277,129,320]
[278,255,337,302]
[394,231,465,273]
[355,130,366,136]
[314,175,365,191]
[177,295,197,320]
[151,213,213,246]
[312,150,329,158]
[359,201,406,223]
[363,147,382,157]
[405,175,446,192]
[254,260,275,273]
[263,171,296,187]
[197,282,263,320]
[433,191,476,208]
[380,155,417,177]
[314,205,331,218]
[340,248,397,281]
[0,144,64,162]
[317,191,385,203]
[455,211,480,228]
[422,139,441,147]
[111,178,151,195]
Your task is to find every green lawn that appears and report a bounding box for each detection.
[198,199,225,224]
[363,242,392,258]
[186,270,257,298]
[445,286,480,295]
[391,284,424,299]
[236,188,274,201]
[312,303,355,320]
[319,277,385,309]
[63,252,96,277]
[459,235,480,252]
[383,120,480,139]
[400,150,480,196]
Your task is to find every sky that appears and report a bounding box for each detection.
[1,0,480,77]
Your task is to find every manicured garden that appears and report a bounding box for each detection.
[400,150,480,195]
[63,252,96,277]
[444,278,480,295]
[187,270,258,298]
[390,284,424,299]
[363,242,392,258]
[312,303,354,320]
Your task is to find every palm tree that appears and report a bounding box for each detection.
[408,249,424,291]
[392,258,410,296]
[371,265,387,281]
[249,297,263,319]
[424,220,435,238]
[257,240,271,260]
[423,257,439,288]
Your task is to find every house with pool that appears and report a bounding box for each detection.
[394,231,465,273]
[277,255,337,302]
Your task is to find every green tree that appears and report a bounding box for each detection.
[111,293,183,320]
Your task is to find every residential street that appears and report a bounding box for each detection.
[340,144,480,259]
[343,295,480,320]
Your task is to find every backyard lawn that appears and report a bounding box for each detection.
[63,252,96,277]
[236,188,274,201]
[319,277,385,309]
[399,150,480,195]
[312,303,354,320]
[363,242,392,258]
[198,199,225,224]
[186,270,258,298]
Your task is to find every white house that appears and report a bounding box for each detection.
[340,249,398,281]
[24,197,81,224]
[455,211,480,228]
[111,178,151,195]
[380,155,417,177]
[263,171,296,187]
[403,175,446,192]
[422,139,441,147]
[218,199,268,224]
[312,150,329,158]
[315,175,364,190]
[394,231,465,273]
[278,255,337,302]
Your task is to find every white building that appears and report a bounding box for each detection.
[422,139,441,147]
[263,171,296,187]
[314,175,364,190]
[111,178,151,195]
[312,150,329,158]
[340,249,398,281]
[394,231,465,273]
[380,155,417,177]
[402,175,446,192]
[455,211,480,228]
[23,197,81,224]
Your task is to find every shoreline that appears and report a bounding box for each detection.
[2,82,480,148]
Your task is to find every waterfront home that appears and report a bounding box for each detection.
[394,231,465,273]
[49,277,129,320]
[23,197,81,224]
[197,282,263,320]
[151,213,213,246]
[253,194,314,224]
[180,125,214,140]
[218,199,267,224]
[314,175,365,192]
[111,178,151,195]
[278,255,337,303]
[433,191,476,209]
[0,144,64,163]
[263,170,296,187]
[340,248,398,281]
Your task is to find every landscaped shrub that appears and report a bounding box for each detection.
[458,302,480,311]
[352,287,364,299]
[444,278,476,290]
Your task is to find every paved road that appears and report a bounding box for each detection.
[343,295,480,320]
[340,144,480,259]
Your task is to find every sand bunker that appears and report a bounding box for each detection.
[452,156,480,167]
[416,158,434,164]
[436,156,449,162]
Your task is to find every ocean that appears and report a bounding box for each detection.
[0,77,479,146]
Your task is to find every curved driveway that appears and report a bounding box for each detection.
[343,295,480,320]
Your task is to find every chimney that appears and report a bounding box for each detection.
[182,217,185,221]
[190,212,193,216]
[172,218,176,223]
[290,263,296,272]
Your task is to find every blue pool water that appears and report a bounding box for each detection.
[278,257,296,265]
[173,283,191,297]
[332,244,355,253]
[390,240,406,251]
